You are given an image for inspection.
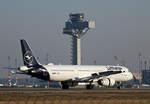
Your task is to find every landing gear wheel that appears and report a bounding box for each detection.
[86,84,94,89]
[61,82,69,89]
[117,86,121,89]
[62,84,69,89]
[116,82,121,90]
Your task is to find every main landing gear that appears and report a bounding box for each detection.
[116,82,122,89]
[61,82,69,89]
[86,84,94,89]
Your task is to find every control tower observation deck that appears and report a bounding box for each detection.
[63,13,95,65]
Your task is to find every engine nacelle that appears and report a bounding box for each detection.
[98,78,115,87]
[19,66,29,71]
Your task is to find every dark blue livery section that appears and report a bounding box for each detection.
[20,39,50,81]
[20,39,40,68]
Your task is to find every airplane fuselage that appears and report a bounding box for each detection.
[43,65,133,82]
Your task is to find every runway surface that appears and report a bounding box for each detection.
[1,88,150,104]
[0,88,150,93]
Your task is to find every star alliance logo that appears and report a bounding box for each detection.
[24,51,33,65]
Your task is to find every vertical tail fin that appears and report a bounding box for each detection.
[20,39,40,67]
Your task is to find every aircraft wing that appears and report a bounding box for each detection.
[76,70,122,82]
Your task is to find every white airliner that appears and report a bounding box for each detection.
[17,39,133,89]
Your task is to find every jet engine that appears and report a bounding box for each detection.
[97,78,115,86]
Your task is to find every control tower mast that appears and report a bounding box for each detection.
[63,13,95,65]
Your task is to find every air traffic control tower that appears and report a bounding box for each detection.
[63,13,95,65]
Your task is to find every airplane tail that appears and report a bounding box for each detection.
[20,39,40,68]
